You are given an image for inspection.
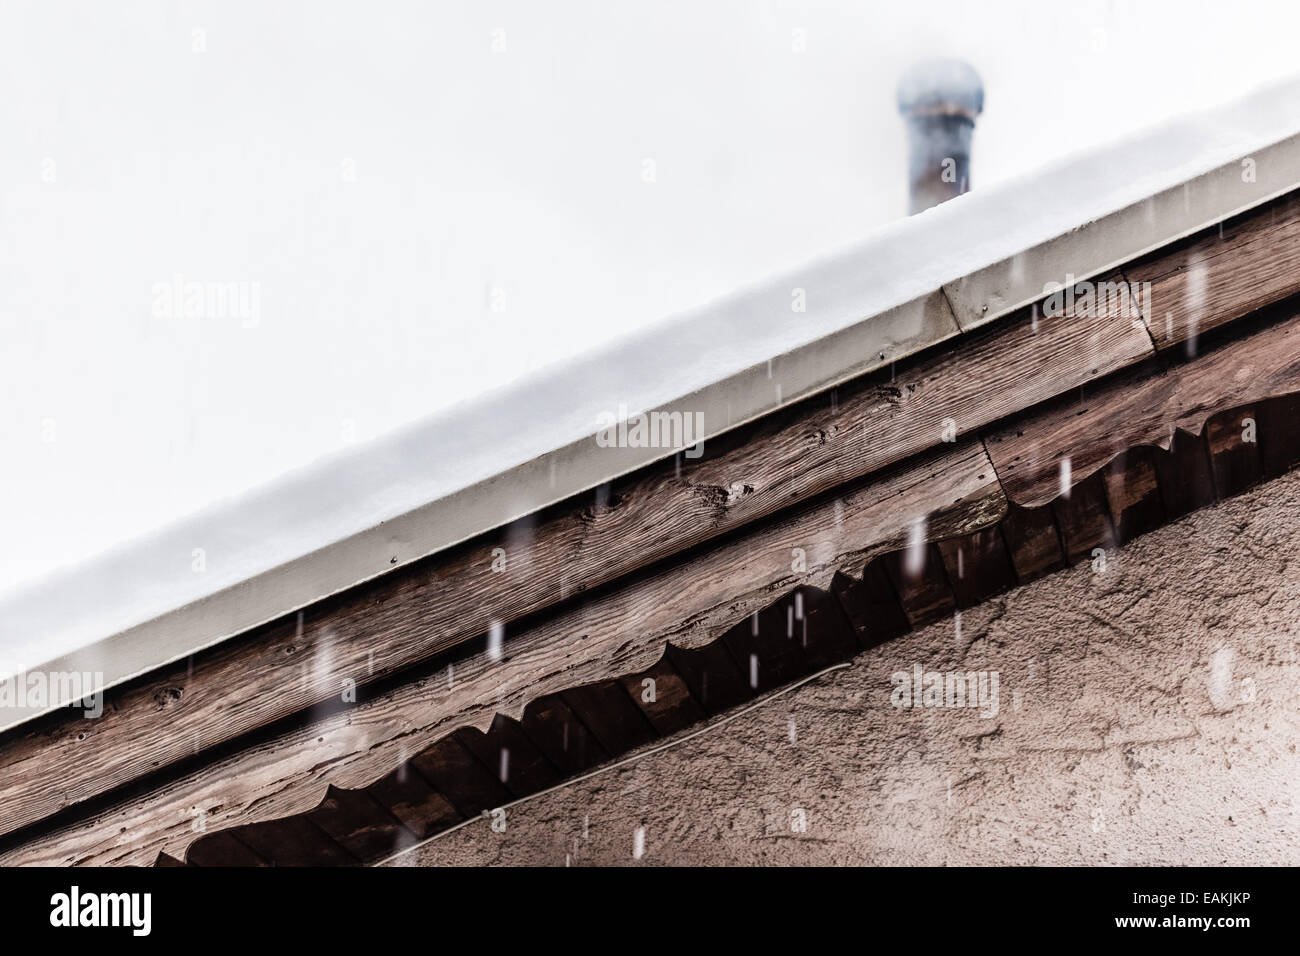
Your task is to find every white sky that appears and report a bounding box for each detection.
[4,0,1300,593]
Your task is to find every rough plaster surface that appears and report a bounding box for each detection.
[390,469,1300,866]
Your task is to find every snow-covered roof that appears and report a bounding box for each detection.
[5,77,1300,731]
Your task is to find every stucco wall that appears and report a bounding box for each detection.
[390,466,1300,866]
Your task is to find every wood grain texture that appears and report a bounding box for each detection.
[984,309,1300,507]
[366,767,460,839]
[1154,427,1219,522]
[883,544,956,628]
[0,282,1150,843]
[0,441,1006,866]
[409,736,512,820]
[304,786,417,862]
[617,655,706,736]
[937,526,1017,608]
[233,816,356,868]
[1205,405,1263,498]
[998,501,1066,584]
[188,411,1253,866]
[793,586,860,669]
[139,382,1300,865]
[831,562,911,647]
[1052,471,1117,565]
[560,682,657,756]
[664,640,752,716]
[184,832,267,868]
[457,716,561,798]
[1126,191,1300,352]
[1259,393,1300,480]
[1101,448,1166,546]
[519,695,607,776]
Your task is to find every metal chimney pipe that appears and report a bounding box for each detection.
[896,59,984,214]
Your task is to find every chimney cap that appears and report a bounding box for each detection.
[896,58,984,120]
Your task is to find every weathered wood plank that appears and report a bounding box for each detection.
[410,736,512,819]
[367,767,461,840]
[0,288,1148,842]
[456,716,560,798]
[1125,191,1300,352]
[560,681,658,756]
[721,604,813,694]
[663,640,753,716]
[1102,448,1166,545]
[984,308,1300,506]
[617,655,706,737]
[936,526,1017,608]
[830,562,911,647]
[998,501,1066,584]
[518,695,608,776]
[0,440,1005,866]
[883,544,957,627]
[792,586,859,670]
[1204,405,1264,498]
[304,786,417,862]
[184,832,268,868]
[1053,471,1116,565]
[1258,392,1300,480]
[1154,427,1220,522]
[228,816,356,867]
